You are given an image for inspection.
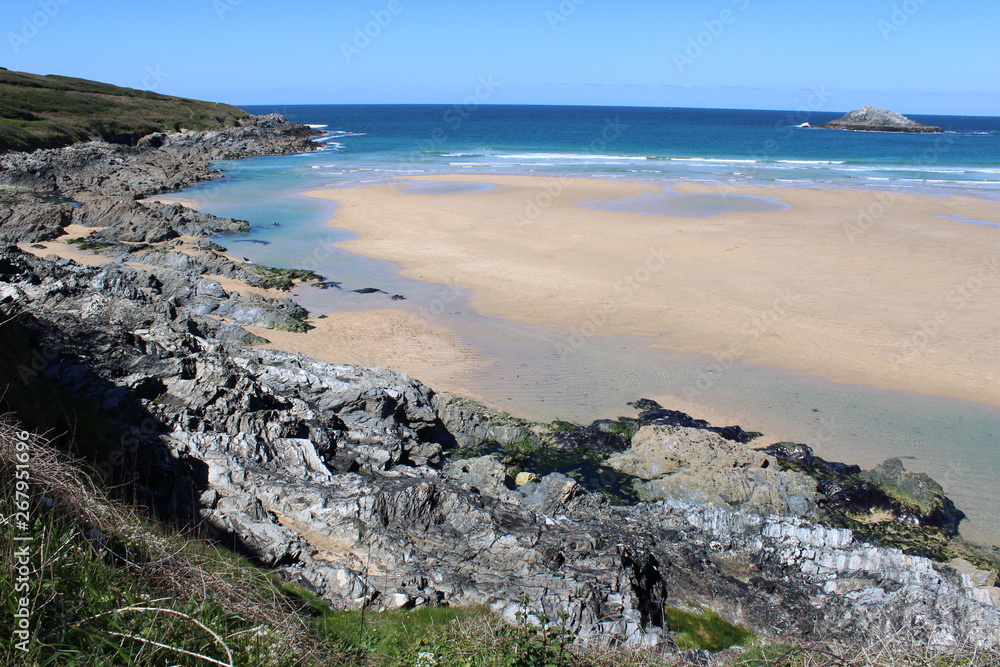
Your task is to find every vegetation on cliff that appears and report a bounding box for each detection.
[0,68,249,153]
[2,420,997,666]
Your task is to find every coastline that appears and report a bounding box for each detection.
[3,106,999,651]
[304,173,1000,412]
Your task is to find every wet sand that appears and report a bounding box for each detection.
[244,309,486,399]
[305,174,1000,412]
[24,184,1000,541]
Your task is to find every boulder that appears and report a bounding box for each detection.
[607,425,819,517]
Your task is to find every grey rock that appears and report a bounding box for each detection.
[519,472,582,512]
[2,108,996,653]
[432,393,537,449]
[818,106,943,133]
[0,192,75,243]
[443,456,519,502]
[607,425,819,517]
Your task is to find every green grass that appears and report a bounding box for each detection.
[664,605,754,652]
[0,68,249,153]
[2,420,999,667]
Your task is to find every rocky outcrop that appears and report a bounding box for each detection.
[2,109,996,654]
[817,106,943,133]
[763,442,965,537]
[607,425,819,517]
[0,114,316,198]
[0,191,76,243]
[0,246,309,337]
[2,244,997,651]
[0,113,315,244]
[69,199,250,244]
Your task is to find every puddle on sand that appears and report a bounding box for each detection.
[582,190,788,218]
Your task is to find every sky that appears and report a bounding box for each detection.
[1,0,997,115]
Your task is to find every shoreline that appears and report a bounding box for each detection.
[303,173,1000,413]
[4,107,999,645]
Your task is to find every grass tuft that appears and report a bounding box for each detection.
[664,605,754,652]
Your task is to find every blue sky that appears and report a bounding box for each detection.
[2,0,997,115]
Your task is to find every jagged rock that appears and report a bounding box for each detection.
[818,106,943,133]
[862,457,964,531]
[136,132,168,149]
[2,114,997,652]
[628,398,762,443]
[68,198,250,244]
[518,472,582,512]
[0,114,317,199]
[608,425,819,517]
[444,455,519,502]
[764,443,965,535]
[0,195,75,243]
[432,394,536,449]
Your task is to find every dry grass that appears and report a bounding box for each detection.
[2,415,997,666]
[0,415,327,663]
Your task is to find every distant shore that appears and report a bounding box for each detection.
[302,174,1000,413]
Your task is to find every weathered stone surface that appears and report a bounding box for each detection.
[0,114,317,199]
[0,114,309,248]
[0,196,75,242]
[432,393,536,449]
[2,114,996,653]
[607,425,819,517]
[818,106,943,133]
[444,455,520,502]
[764,442,965,535]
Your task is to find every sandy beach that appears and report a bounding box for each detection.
[305,174,1000,411]
[243,309,486,399]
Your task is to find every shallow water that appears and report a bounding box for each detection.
[583,190,788,218]
[399,182,496,195]
[159,103,1000,542]
[161,179,1000,543]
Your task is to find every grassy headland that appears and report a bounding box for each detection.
[0,67,249,153]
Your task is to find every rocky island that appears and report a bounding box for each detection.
[817,105,944,133]
[1,73,997,665]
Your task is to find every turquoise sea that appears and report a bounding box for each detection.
[166,105,1000,542]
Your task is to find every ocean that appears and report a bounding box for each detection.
[164,105,1000,542]
[249,104,1000,195]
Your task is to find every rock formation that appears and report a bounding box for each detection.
[607,425,819,517]
[2,244,997,649]
[1,115,997,653]
[817,106,943,133]
[0,113,316,244]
